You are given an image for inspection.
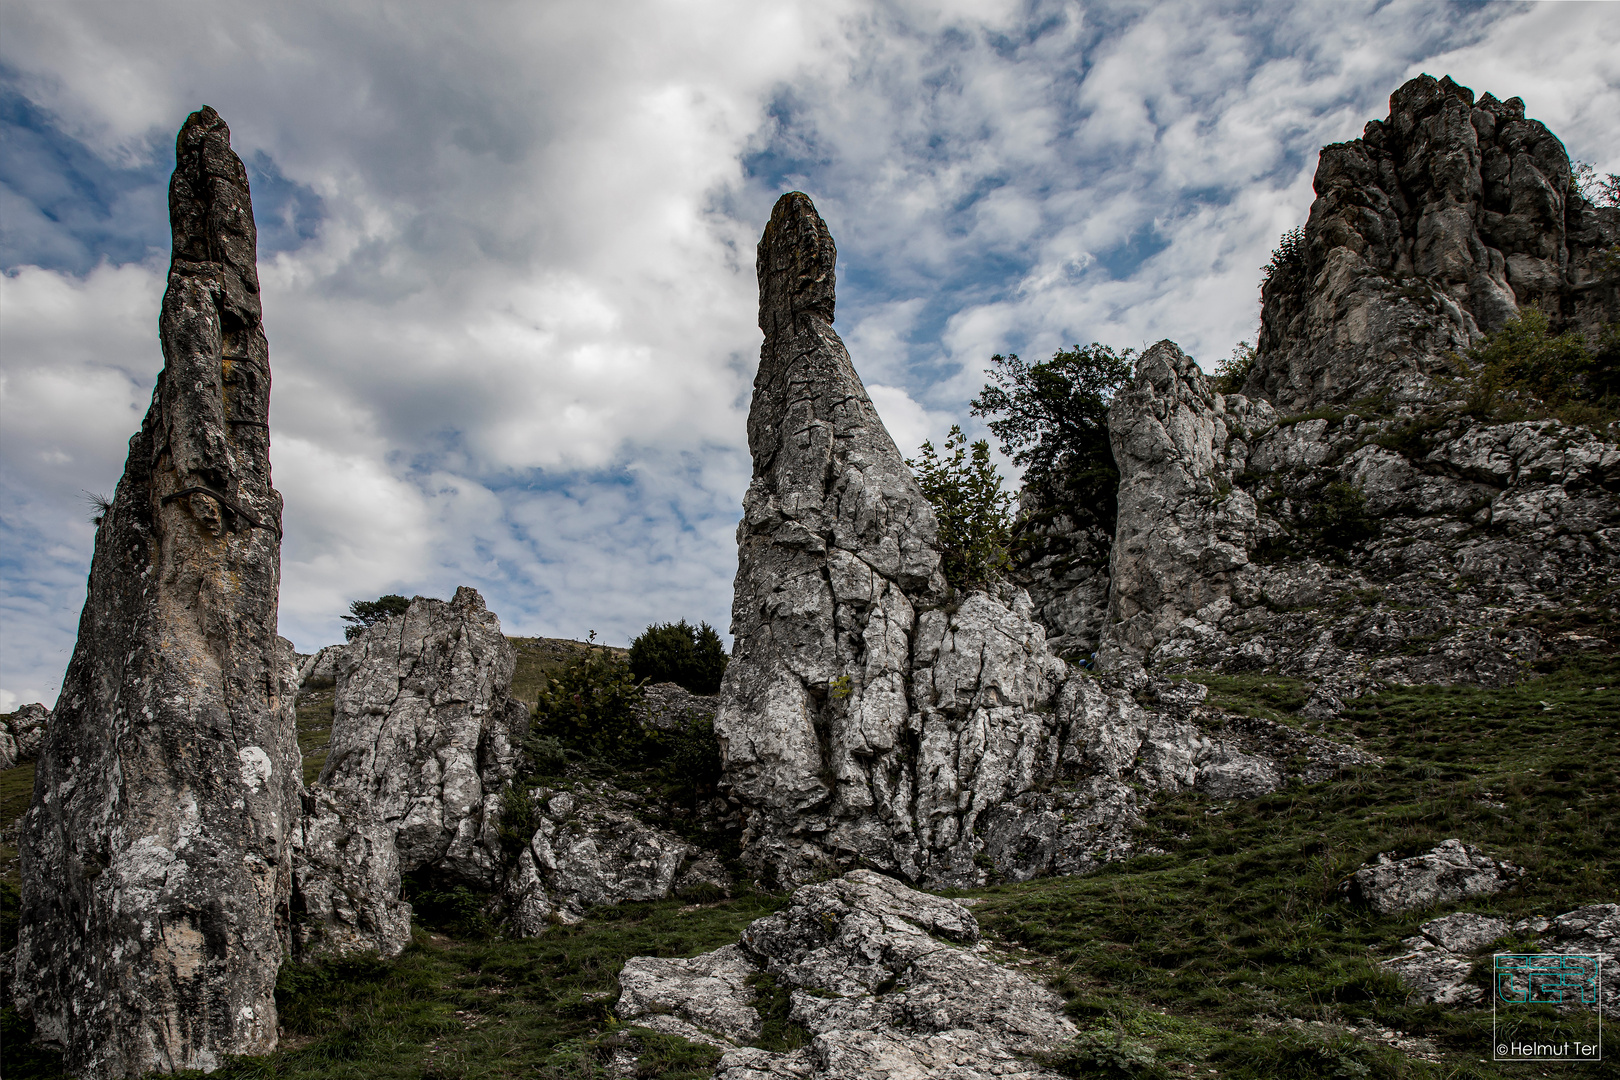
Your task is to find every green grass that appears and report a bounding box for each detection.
[967,655,1620,1078]
[295,685,335,785]
[509,637,627,708]
[0,759,35,888]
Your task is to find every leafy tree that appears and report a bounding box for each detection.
[970,344,1135,537]
[907,425,1013,592]
[628,620,728,694]
[534,647,647,762]
[341,594,412,641]
[1261,225,1307,291]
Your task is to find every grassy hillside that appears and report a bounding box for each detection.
[2,655,1615,1079]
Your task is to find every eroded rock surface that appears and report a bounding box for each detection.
[0,703,49,769]
[1346,839,1524,914]
[1097,338,1619,686]
[1383,903,1618,1015]
[616,870,1074,1080]
[293,587,528,957]
[717,192,1071,887]
[1249,74,1619,413]
[14,107,301,1078]
[504,780,731,935]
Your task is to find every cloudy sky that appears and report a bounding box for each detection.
[2,1,1617,710]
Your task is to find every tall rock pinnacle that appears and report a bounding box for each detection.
[15,107,301,1077]
[717,193,1070,886]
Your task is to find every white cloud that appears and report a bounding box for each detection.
[2,0,1616,707]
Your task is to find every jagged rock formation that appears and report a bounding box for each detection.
[716,192,1067,887]
[0,703,49,768]
[617,870,1077,1079]
[1008,484,1111,659]
[504,780,731,935]
[717,193,1374,890]
[13,107,301,1078]
[1249,73,1620,412]
[1091,80,1620,687]
[293,587,528,957]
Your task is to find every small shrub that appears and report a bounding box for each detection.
[907,425,1014,592]
[629,620,728,695]
[1261,225,1307,291]
[1462,309,1620,421]
[1044,1028,1169,1079]
[535,650,649,763]
[522,732,571,777]
[1213,340,1256,394]
[498,782,540,858]
[664,716,723,805]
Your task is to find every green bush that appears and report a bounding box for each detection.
[665,715,723,801]
[534,649,648,763]
[1464,309,1620,419]
[1044,1028,1169,1079]
[907,425,1014,592]
[1213,340,1256,394]
[628,620,728,694]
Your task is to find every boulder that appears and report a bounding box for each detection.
[296,643,348,690]
[504,781,731,934]
[292,586,529,957]
[0,703,49,769]
[1346,839,1523,914]
[14,107,302,1078]
[616,870,1075,1080]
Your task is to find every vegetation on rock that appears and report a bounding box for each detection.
[906,424,1013,591]
[342,594,413,641]
[1460,309,1620,425]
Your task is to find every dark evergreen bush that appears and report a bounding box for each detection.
[628,620,728,694]
[340,594,412,641]
[533,649,647,762]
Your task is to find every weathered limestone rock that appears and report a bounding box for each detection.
[295,643,348,690]
[1008,483,1112,660]
[14,107,301,1078]
[292,587,528,957]
[722,193,1134,887]
[1100,341,1272,671]
[504,780,731,935]
[1097,335,1619,685]
[0,703,49,768]
[1249,74,1620,412]
[1346,839,1524,914]
[617,870,1075,1080]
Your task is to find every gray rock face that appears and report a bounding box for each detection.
[296,643,348,690]
[1009,484,1112,660]
[0,703,49,769]
[617,870,1074,1080]
[292,587,528,957]
[1249,74,1619,413]
[14,107,301,1078]
[504,780,731,935]
[1097,337,1619,686]
[718,192,1073,887]
[1347,839,1524,914]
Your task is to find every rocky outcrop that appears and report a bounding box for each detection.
[717,192,1056,887]
[1008,484,1112,660]
[292,587,528,958]
[616,870,1076,1079]
[14,107,301,1078]
[1249,74,1620,413]
[504,780,731,935]
[0,703,49,769]
[295,643,348,690]
[1098,335,1619,685]
[1345,839,1524,914]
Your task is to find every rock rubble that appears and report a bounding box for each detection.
[0,703,49,769]
[1346,838,1524,914]
[14,107,301,1079]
